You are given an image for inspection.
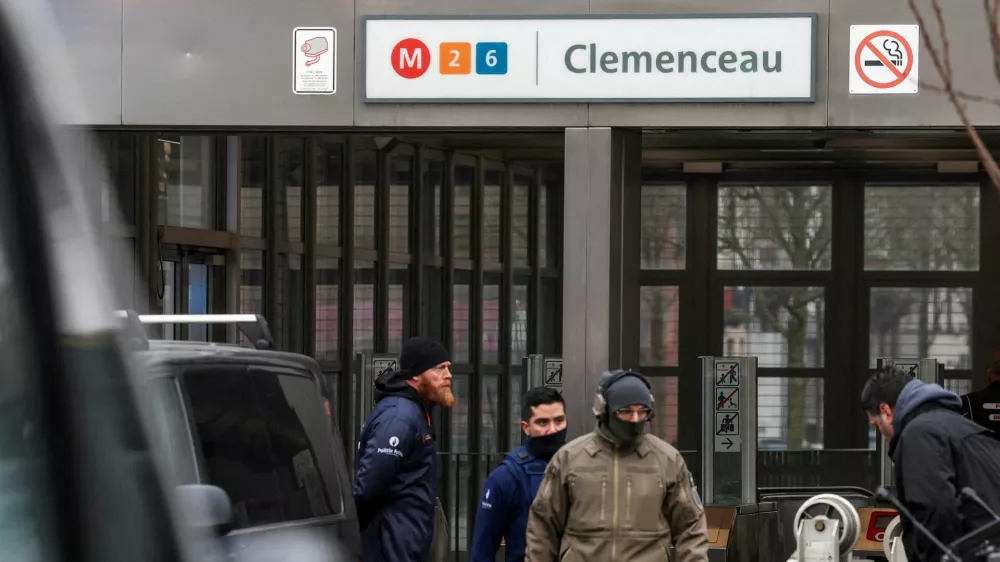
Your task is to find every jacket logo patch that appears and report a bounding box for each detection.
[481,488,493,510]
[377,435,404,457]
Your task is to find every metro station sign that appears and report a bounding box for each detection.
[362,14,818,103]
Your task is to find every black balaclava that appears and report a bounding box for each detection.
[602,374,653,445]
[526,428,567,460]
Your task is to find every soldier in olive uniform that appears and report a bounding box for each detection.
[525,369,708,562]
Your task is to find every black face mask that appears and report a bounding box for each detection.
[526,428,568,460]
[606,416,646,445]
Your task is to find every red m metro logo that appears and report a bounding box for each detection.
[391,38,431,79]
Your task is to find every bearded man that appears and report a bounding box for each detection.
[353,336,455,562]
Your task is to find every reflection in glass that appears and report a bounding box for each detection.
[188,263,208,341]
[639,286,679,366]
[158,135,216,229]
[354,150,377,250]
[717,184,832,271]
[640,184,686,269]
[183,369,339,528]
[422,159,444,257]
[647,376,679,445]
[422,266,444,344]
[945,379,973,395]
[758,377,824,450]
[864,185,979,271]
[453,164,473,260]
[447,374,471,550]
[315,258,339,361]
[483,168,502,263]
[510,374,523,448]
[869,287,972,369]
[161,261,176,339]
[453,269,472,364]
[278,254,305,353]
[315,140,342,246]
[278,137,305,242]
[481,375,500,453]
[482,272,501,364]
[389,157,411,254]
[540,277,561,356]
[511,278,529,364]
[722,286,825,368]
[388,265,410,354]
[539,180,552,268]
[512,175,531,267]
[239,136,265,237]
[239,250,265,347]
[354,260,376,354]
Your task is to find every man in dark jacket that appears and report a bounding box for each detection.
[353,337,455,562]
[861,366,1000,561]
[959,360,1000,434]
[470,386,568,562]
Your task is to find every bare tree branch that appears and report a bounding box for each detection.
[919,82,1000,109]
[908,0,1000,191]
[984,0,1000,84]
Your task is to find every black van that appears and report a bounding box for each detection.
[124,313,362,560]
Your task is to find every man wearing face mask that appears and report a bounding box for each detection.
[471,386,568,562]
[526,369,708,562]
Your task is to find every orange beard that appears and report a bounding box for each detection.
[417,378,456,408]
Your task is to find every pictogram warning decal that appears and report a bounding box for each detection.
[849,25,920,95]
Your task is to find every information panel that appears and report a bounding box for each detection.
[702,356,758,506]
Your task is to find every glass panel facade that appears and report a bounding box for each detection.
[723,286,825,368]
[158,135,216,229]
[641,184,686,270]
[869,287,972,369]
[864,185,980,271]
[717,184,832,271]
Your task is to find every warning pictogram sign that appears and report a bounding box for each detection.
[849,25,920,95]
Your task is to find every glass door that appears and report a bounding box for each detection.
[160,245,227,341]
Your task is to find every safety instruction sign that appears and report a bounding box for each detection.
[716,387,739,411]
[715,362,740,387]
[544,358,563,391]
[371,357,396,406]
[895,363,919,377]
[294,27,337,95]
[849,25,919,95]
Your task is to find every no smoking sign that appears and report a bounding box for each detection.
[849,25,920,95]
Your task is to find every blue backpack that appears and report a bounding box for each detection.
[500,448,548,512]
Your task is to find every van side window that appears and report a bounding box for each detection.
[182,367,342,528]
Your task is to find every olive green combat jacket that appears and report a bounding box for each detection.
[525,426,709,562]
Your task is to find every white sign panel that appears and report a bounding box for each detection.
[849,25,919,95]
[294,27,337,95]
[894,363,919,377]
[363,15,817,102]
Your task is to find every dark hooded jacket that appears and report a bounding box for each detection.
[889,380,1000,561]
[352,370,437,562]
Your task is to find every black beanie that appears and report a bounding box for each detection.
[399,337,449,380]
[604,374,653,412]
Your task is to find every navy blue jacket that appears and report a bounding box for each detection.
[353,372,438,562]
[470,446,548,562]
[890,380,1000,562]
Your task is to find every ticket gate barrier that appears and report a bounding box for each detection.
[784,493,907,562]
[874,357,942,490]
[699,356,783,562]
